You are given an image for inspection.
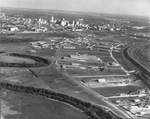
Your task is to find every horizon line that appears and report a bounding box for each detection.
[0,6,149,18]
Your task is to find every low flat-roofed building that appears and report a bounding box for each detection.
[10,27,19,32]
[63,46,76,49]
[70,54,100,61]
[71,63,81,66]
[97,78,106,83]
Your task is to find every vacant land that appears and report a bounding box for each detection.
[93,85,145,97]
[1,89,88,119]
[0,55,37,64]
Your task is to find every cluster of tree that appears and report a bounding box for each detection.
[0,82,122,119]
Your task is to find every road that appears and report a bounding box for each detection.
[108,94,146,99]
[73,74,128,78]
[27,69,52,90]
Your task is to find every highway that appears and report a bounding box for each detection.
[124,43,150,87]
[130,44,150,71]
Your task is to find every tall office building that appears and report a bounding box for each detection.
[38,18,41,29]
[72,20,75,26]
[61,18,66,26]
[51,16,54,23]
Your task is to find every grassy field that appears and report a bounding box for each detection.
[1,35,39,43]
[2,90,88,119]
[61,49,110,57]
[100,56,115,62]
[66,67,126,76]
[0,43,32,53]
[1,55,37,64]
[93,85,145,97]
[33,48,56,57]
[113,50,135,71]
[0,67,41,87]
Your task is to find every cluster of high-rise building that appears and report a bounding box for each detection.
[48,16,86,29]
[0,11,130,33]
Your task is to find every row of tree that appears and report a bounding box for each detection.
[0,53,50,68]
[8,53,50,64]
[0,82,122,119]
[0,61,46,67]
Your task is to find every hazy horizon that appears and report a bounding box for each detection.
[0,0,150,17]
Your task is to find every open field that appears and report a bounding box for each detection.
[0,43,32,53]
[1,32,77,43]
[31,48,56,57]
[1,89,88,119]
[0,67,46,88]
[103,35,148,44]
[100,56,115,63]
[1,35,39,43]
[0,54,37,64]
[74,76,130,83]
[61,49,110,57]
[93,86,145,97]
[65,67,126,76]
[113,50,136,71]
[60,60,104,66]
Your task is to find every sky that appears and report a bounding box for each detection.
[0,0,150,17]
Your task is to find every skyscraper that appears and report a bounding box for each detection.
[51,16,54,23]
